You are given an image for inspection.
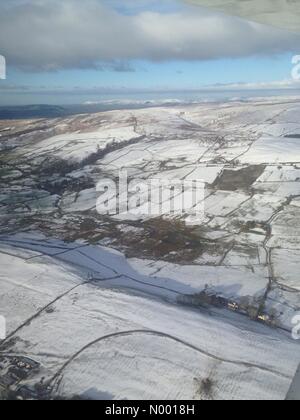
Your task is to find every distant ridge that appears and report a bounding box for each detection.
[0,104,67,120]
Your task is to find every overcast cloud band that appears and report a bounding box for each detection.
[0,0,299,72]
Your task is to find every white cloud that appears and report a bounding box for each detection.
[207,79,300,90]
[0,0,299,71]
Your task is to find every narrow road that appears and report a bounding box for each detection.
[50,329,292,391]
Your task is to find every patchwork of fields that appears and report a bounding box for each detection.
[0,98,300,399]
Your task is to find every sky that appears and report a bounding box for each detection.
[0,0,300,105]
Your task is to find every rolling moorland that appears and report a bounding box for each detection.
[0,97,300,400]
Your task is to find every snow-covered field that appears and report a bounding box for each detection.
[0,240,298,400]
[0,97,300,399]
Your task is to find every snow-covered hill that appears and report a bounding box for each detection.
[0,97,299,399]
